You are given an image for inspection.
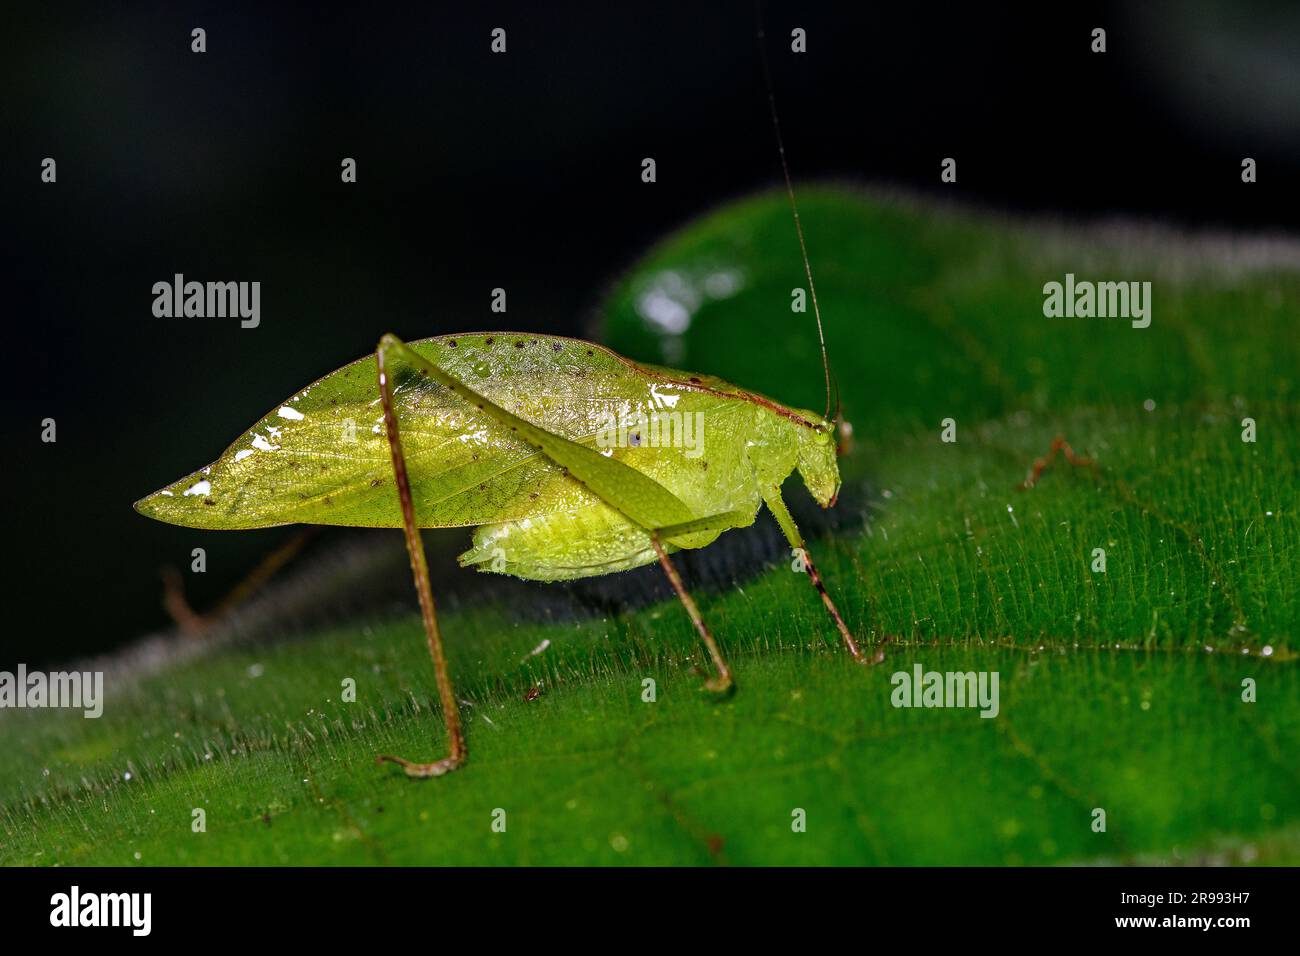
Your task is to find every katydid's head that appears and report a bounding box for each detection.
[795,416,842,508]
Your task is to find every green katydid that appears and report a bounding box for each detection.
[135,21,863,779]
[134,327,863,778]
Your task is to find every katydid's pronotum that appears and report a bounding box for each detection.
[135,22,863,779]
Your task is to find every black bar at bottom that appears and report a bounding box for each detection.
[0,865,1285,943]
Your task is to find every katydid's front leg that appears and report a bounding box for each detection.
[761,486,864,661]
[373,336,467,778]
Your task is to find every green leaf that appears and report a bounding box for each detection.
[5,188,1296,865]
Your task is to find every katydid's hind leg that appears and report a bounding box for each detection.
[651,535,734,694]
[159,527,318,636]
[761,488,865,661]
[373,336,467,779]
[160,566,206,636]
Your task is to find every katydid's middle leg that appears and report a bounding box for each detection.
[651,507,765,693]
[651,535,734,694]
[761,487,864,661]
[373,335,467,778]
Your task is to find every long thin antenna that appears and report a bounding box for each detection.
[756,3,833,420]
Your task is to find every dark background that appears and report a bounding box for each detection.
[4,1,1298,666]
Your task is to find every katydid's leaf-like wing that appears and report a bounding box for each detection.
[135,334,772,531]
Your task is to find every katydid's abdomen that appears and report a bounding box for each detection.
[459,494,755,581]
